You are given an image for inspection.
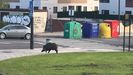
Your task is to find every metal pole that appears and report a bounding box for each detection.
[50,15,53,32]
[30,0,34,49]
[118,0,121,34]
[128,20,131,51]
[30,15,34,49]
[123,26,126,52]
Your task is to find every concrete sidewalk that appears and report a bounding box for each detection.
[0,46,122,61]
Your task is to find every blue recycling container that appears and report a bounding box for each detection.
[82,22,99,38]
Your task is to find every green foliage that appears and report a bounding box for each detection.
[0,52,133,75]
[0,0,9,9]
[0,21,7,28]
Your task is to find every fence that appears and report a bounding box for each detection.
[58,11,133,20]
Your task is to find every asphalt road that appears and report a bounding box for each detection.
[0,38,43,50]
[0,35,132,51]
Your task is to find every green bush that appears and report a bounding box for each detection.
[0,21,7,28]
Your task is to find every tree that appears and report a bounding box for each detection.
[0,0,9,9]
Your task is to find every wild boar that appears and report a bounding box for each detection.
[41,43,58,53]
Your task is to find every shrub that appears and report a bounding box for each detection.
[0,21,7,28]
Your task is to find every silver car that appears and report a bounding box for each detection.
[0,24,31,39]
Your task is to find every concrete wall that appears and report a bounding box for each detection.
[9,0,99,19]
[5,0,19,2]
[10,0,42,9]
[58,0,87,3]
[33,11,47,33]
[99,0,133,15]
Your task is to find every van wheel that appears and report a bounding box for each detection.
[0,33,6,39]
[25,33,31,40]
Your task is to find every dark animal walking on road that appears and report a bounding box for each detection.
[41,43,58,53]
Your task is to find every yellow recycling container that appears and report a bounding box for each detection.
[99,23,111,38]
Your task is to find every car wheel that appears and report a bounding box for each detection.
[0,33,6,39]
[25,33,31,40]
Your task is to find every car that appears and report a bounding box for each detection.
[0,24,31,39]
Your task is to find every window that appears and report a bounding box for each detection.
[68,6,74,10]
[16,26,27,29]
[63,7,67,12]
[43,7,47,10]
[7,4,10,8]
[9,26,18,30]
[23,13,29,15]
[94,6,98,11]
[3,26,11,30]
[76,6,81,12]
[100,0,110,3]
[83,6,87,12]
[34,7,39,10]
[125,11,132,14]
[53,7,57,13]
[102,10,109,15]
[16,6,20,9]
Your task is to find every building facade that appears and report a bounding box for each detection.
[99,0,133,15]
[9,0,99,18]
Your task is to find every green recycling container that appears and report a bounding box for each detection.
[64,21,82,39]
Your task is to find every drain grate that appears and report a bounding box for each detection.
[58,45,69,48]
[1,51,13,53]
